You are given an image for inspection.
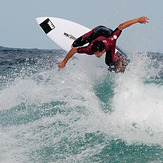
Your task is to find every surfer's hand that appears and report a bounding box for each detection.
[56,47,77,71]
[138,16,149,24]
[57,61,66,70]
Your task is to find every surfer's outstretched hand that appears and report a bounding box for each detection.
[57,61,66,71]
[57,47,77,71]
[138,16,149,24]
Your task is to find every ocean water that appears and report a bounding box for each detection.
[0,46,163,163]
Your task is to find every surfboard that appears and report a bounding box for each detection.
[36,17,127,68]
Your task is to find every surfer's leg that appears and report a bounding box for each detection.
[115,53,129,72]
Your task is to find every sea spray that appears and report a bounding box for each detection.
[0,48,163,162]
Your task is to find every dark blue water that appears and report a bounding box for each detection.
[0,46,163,163]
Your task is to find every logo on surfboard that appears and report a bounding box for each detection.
[40,18,55,34]
[64,33,76,40]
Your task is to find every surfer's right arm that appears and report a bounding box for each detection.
[57,29,95,70]
[57,47,77,69]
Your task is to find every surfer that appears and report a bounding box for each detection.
[57,16,149,72]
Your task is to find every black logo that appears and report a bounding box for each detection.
[40,18,55,34]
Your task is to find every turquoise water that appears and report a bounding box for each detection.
[0,47,163,162]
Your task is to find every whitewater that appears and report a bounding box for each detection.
[0,47,163,162]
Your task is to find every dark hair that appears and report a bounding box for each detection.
[91,40,105,52]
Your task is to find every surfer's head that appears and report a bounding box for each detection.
[92,40,106,58]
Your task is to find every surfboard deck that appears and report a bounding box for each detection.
[36,17,127,68]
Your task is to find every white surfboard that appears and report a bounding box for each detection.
[36,17,126,68]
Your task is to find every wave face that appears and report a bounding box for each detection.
[0,47,163,162]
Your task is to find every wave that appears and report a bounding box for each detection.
[0,48,163,162]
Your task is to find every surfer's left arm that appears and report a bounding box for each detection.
[57,47,77,70]
[118,16,149,30]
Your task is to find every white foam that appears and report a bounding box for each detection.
[1,53,163,162]
[98,53,163,145]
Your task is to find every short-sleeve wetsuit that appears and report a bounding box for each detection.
[72,26,122,66]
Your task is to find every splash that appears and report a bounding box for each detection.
[0,49,163,162]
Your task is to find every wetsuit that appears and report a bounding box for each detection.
[72,26,122,66]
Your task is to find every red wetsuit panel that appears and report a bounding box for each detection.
[106,28,122,62]
[77,44,94,54]
[77,28,122,62]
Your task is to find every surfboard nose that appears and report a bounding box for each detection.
[36,17,48,24]
[36,17,42,24]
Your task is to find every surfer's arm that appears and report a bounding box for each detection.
[57,47,77,69]
[118,16,149,30]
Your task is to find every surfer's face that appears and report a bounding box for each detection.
[94,49,106,58]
